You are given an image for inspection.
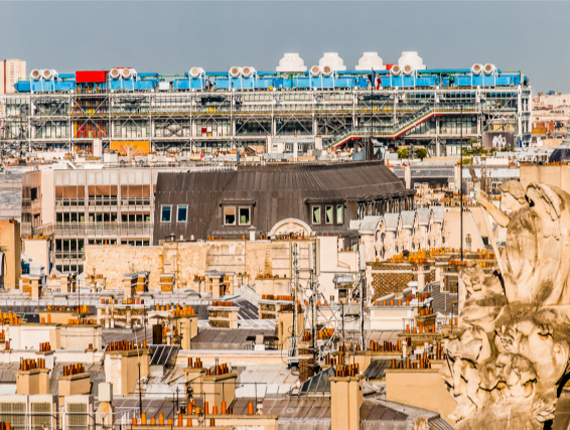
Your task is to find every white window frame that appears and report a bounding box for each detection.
[238,207,251,226]
[177,205,188,223]
[224,206,237,226]
[337,204,343,224]
[325,205,333,224]
[312,205,321,225]
[161,205,172,222]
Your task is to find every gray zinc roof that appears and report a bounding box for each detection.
[400,211,416,229]
[153,161,412,242]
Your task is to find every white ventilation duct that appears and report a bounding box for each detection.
[122,68,136,80]
[310,65,321,77]
[391,64,402,76]
[229,66,242,78]
[42,69,53,80]
[189,67,205,78]
[242,67,256,78]
[318,52,347,71]
[321,65,333,77]
[471,64,483,75]
[276,53,307,73]
[355,52,386,71]
[30,70,42,81]
[397,51,426,71]
[484,63,496,75]
[403,64,414,76]
[109,68,121,80]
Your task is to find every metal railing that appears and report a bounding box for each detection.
[323,103,481,148]
[55,222,152,237]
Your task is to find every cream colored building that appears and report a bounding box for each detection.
[521,164,570,194]
[0,59,26,94]
[85,235,358,302]
[354,206,484,261]
[0,219,22,290]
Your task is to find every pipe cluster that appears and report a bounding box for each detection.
[370,339,406,352]
[188,357,203,369]
[334,364,359,377]
[173,305,195,317]
[63,363,85,376]
[105,340,146,352]
[0,312,21,325]
[39,342,51,352]
[20,358,46,370]
[210,301,234,307]
[261,295,294,301]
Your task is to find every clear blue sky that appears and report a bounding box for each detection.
[2,1,567,93]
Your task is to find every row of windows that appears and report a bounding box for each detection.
[161,205,188,223]
[57,213,151,223]
[224,207,251,226]
[162,204,344,226]
[55,264,83,274]
[86,239,150,246]
[311,205,343,225]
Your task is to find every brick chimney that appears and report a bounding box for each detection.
[104,342,150,397]
[57,364,91,403]
[16,359,50,395]
[330,374,364,430]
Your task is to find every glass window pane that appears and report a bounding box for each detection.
[239,207,250,225]
[325,206,333,224]
[178,205,188,222]
[224,206,236,225]
[161,206,171,222]
[312,207,320,224]
[337,205,343,224]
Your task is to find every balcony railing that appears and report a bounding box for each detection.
[55,222,152,237]
[21,222,55,237]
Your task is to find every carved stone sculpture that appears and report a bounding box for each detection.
[413,416,432,430]
[441,182,570,429]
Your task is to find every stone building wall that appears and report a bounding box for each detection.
[85,240,293,290]
[85,245,163,290]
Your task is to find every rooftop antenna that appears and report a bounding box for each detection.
[460,105,464,262]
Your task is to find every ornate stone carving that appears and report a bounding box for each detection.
[413,416,432,430]
[440,182,570,429]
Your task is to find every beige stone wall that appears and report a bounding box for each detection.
[85,239,317,291]
[85,245,163,289]
[0,220,21,289]
[177,243,207,288]
[385,369,457,424]
[245,241,270,278]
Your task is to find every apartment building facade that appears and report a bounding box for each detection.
[21,167,183,273]
[0,59,26,94]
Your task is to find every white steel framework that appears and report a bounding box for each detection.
[0,86,532,157]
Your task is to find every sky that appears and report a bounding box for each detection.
[1,1,568,93]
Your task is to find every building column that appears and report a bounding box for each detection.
[435,117,441,157]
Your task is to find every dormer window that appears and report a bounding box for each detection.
[221,199,256,227]
[307,199,345,226]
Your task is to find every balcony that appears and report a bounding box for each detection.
[55,222,152,237]
[56,198,86,208]
[22,222,54,238]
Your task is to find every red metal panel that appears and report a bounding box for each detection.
[76,71,107,83]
